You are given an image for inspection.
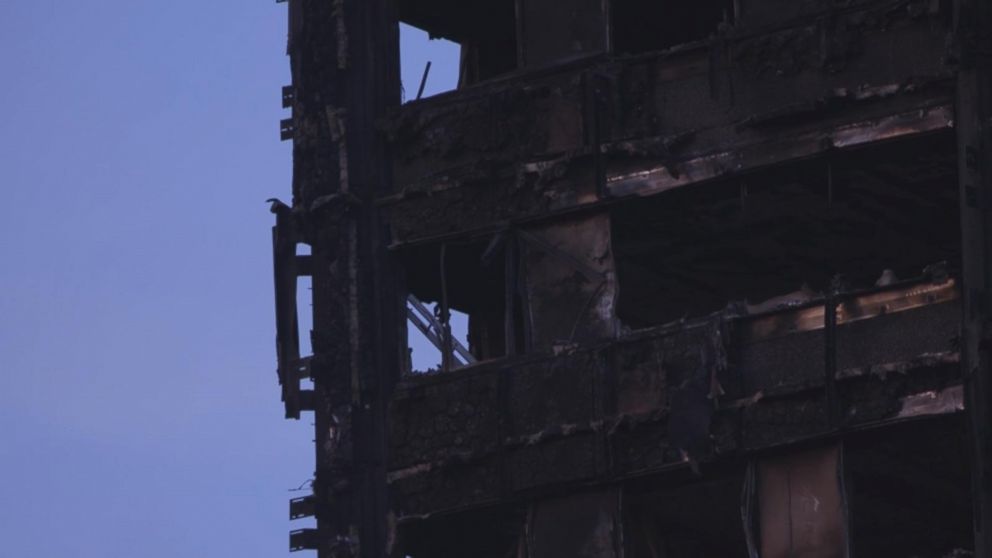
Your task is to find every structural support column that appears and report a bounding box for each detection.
[287,0,401,556]
[955,0,992,553]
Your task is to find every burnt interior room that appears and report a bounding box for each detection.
[845,416,974,557]
[397,0,517,87]
[612,0,736,55]
[401,236,526,367]
[624,470,749,557]
[397,504,526,558]
[612,132,961,329]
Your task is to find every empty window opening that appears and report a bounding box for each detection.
[401,235,527,374]
[624,471,748,556]
[846,416,973,557]
[397,504,526,558]
[518,0,610,69]
[399,1,518,93]
[400,23,461,102]
[296,276,313,363]
[612,0,736,55]
[457,31,519,87]
[295,244,313,361]
[612,132,960,329]
[528,491,620,557]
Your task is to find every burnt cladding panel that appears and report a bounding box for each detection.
[391,458,504,516]
[389,373,500,469]
[507,351,598,437]
[835,301,959,371]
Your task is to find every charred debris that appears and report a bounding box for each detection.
[269,0,992,556]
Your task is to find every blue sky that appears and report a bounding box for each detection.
[0,2,457,555]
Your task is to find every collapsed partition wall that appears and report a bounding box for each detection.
[269,0,992,556]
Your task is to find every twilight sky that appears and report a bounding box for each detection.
[0,2,458,555]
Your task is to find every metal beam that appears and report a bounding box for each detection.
[406,294,476,367]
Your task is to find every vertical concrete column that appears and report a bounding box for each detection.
[955,0,992,553]
[286,0,402,556]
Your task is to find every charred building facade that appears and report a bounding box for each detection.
[270,0,992,556]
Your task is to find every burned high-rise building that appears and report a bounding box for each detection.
[269,0,992,556]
